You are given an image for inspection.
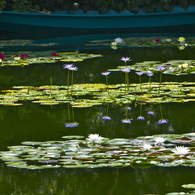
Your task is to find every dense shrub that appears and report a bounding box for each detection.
[1,0,195,14]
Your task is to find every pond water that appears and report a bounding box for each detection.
[0,32,195,195]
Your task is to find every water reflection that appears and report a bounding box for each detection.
[0,32,195,194]
[0,162,194,194]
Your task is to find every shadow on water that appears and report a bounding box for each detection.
[0,163,194,195]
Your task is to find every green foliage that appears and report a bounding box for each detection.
[0,0,195,14]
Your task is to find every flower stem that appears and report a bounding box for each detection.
[159,103,163,119]
[158,71,163,94]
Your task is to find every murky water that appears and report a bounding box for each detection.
[0,32,195,194]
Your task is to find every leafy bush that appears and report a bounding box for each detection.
[0,0,195,14]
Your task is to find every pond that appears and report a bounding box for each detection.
[0,32,195,195]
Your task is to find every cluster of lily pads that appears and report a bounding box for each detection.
[0,81,194,106]
[0,132,195,170]
[88,36,193,50]
[166,183,195,195]
[0,51,102,66]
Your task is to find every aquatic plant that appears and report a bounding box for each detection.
[65,103,79,128]
[171,146,190,156]
[157,66,166,94]
[101,71,111,91]
[146,72,154,92]
[121,67,131,91]
[154,137,165,145]
[135,71,144,93]
[157,119,168,124]
[121,119,132,124]
[0,51,102,67]
[157,104,168,124]
[0,53,5,59]
[87,134,103,144]
[102,116,111,120]
[120,57,131,64]
[142,142,152,151]
[147,111,154,115]
[1,132,194,169]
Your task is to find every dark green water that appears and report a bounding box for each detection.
[0,33,195,195]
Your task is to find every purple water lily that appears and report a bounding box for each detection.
[157,119,168,124]
[135,71,144,76]
[69,66,78,71]
[65,122,79,128]
[147,111,155,115]
[146,72,154,77]
[102,116,112,120]
[101,71,111,76]
[157,66,166,71]
[121,68,131,73]
[137,116,145,120]
[63,64,74,69]
[122,119,132,124]
[120,57,130,62]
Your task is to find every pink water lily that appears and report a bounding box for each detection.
[0,53,5,59]
[51,53,59,56]
[20,54,29,58]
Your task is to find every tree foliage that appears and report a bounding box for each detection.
[0,0,195,14]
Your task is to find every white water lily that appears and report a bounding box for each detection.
[171,146,190,155]
[142,143,152,151]
[88,134,103,143]
[154,137,165,144]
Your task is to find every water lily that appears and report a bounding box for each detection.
[179,45,185,50]
[102,116,112,120]
[65,122,79,128]
[142,143,152,151]
[101,71,111,91]
[137,116,145,120]
[146,72,154,92]
[178,37,185,43]
[14,56,21,60]
[101,71,110,76]
[146,72,154,77]
[121,119,132,124]
[0,53,5,59]
[114,37,123,44]
[63,64,78,95]
[147,111,154,115]
[110,42,117,50]
[157,66,166,94]
[88,134,103,143]
[120,57,130,62]
[121,68,131,91]
[63,64,74,69]
[171,146,190,156]
[125,107,132,110]
[20,54,29,58]
[121,68,131,73]
[154,137,165,144]
[155,39,161,43]
[157,119,168,124]
[136,71,144,93]
[69,66,78,71]
[157,66,166,71]
[51,53,59,56]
